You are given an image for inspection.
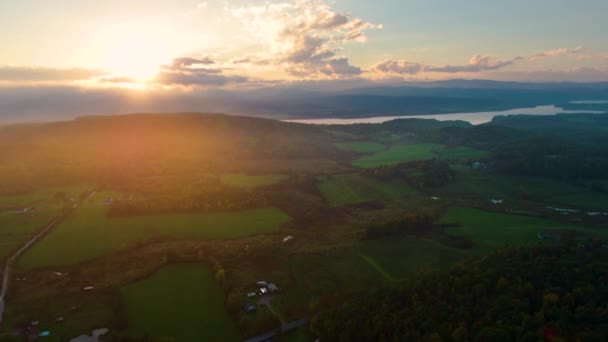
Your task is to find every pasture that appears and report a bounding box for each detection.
[121,263,239,341]
[440,207,607,254]
[19,196,291,268]
[438,166,608,210]
[352,144,490,168]
[318,173,417,206]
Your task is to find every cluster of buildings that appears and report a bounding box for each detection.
[243,281,280,313]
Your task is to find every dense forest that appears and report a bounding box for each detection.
[312,242,608,341]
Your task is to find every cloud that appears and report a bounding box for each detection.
[372,60,424,75]
[372,55,521,76]
[228,0,379,78]
[154,57,248,87]
[165,57,215,70]
[530,46,586,61]
[99,76,137,84]
[425,55,522,73]
[155,71,248,86]
[0,66,105,82]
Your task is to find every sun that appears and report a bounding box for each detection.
[86,18,180,80]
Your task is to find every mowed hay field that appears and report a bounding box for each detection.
[20,202,291,268]
[121,263,239,342]
[318,173,417,206]
[220,174,288,189]
[440,207,608,254]
[353,143,488,168]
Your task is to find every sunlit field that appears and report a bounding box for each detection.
[20,195,291,268]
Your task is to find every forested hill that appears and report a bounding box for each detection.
[312,243,608,341]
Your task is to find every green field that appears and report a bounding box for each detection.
[439,166,608,209]
[352,144,489,168]
[353,143,444,168]
[0,184,92,209]
[336,141,386,153]
[122,263,239,341]
[440,207,608,254]
[0,185,91,259]
[319,173,417,206]
[359,236,466,281]
[0,210,57,258]
[20,199,291,268]
[438,146,489,161]
[221,174,288,189]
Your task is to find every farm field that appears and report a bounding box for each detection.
[437,166,608,211]
[121,263,239,341]
[0,209,57,259]
[359,236,467,281]
[318,173,417,206]
[0,185,91,260]
[19,197,291,268]
[336,141,386,153]
[0,184,91,209]
[440,207,608,254]
[352,143,488,168]
[220,174,288,189]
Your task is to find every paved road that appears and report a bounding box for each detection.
[0,190,94,324]
[242,318,307,342]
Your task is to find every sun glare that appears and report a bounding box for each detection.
[86,18,179,80]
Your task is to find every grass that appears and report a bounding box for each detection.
[440,207,608,254]
[352,144,490,168]
[359,236,466,281]
[336,141,385,153]
[121,263,239,341]
[20,194,291,268]
[0,185,90,260]
[438,146,489,161]
[439,166,608,210]
[0,184,92,209]
[221,174,288,189]
[353,143,445,168]
[0,209,58,259]
[318,173,417,206]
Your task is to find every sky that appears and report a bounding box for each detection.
[2,0,608,122]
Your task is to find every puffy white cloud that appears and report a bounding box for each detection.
[227,0,379,77]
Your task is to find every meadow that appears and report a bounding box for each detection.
[440,207,608,254]
[19,194,291,268]
[438,165,608,210]
[121,263,239,341]
[318,173,417,206]
[352,143,488,168]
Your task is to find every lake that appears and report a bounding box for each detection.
[285,105,604,125]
